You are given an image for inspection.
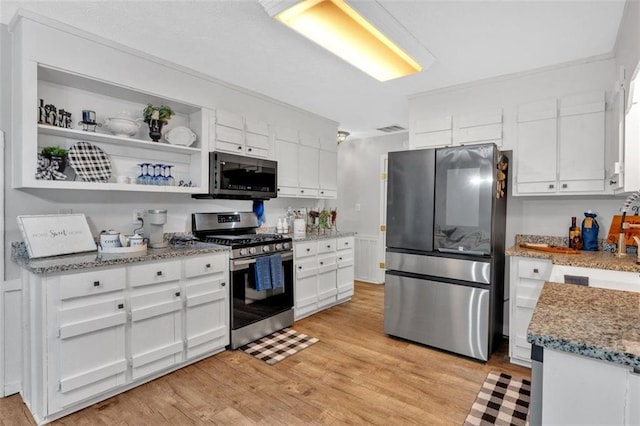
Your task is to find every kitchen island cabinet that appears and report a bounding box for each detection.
[14,245,229,425]
[507,237,640,367]
[528,283,640,425]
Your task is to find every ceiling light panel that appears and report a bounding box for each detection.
[274,0,423,81]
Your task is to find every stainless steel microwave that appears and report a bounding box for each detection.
[193,151,278,200]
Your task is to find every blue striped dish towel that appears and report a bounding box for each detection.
[255,256,272,291]
[270,254,284,289]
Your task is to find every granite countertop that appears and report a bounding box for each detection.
[11,241,229,275]
[292,231,356,243]
[528,282,640,369]
[506,234,640,273]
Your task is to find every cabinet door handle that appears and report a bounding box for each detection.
[339,257,343,261]
[300,190,305,194]
[93,281,101,287]
[327,245,331,249]
[320,261,324,265]
[533,268,539,273]
[205,263,211,268]
[157,271,163,276]
[277,188,281,192]
[248,148,252,152]
[117,303,124,309]
[609,179,618,185]
[562,183,568,189]
[175,291,181,297]
[548,184,555,189]
[306,248,310,252]
[298,266,302,270]
[237,146,242,150]
[320,191,324,194]
[221,282,226,287]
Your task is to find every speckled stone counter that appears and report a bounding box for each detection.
[11,241,229,275]
[506,234,640,273]
[292,231,356,242]
[528,282,640,369]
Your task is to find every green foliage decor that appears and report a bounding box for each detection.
[142,104,174,124]
[41,145,68,157]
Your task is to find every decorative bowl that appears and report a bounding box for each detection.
[104,112,142,137]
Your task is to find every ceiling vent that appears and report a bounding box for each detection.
[376,125,406,133]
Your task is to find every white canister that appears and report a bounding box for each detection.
[293,218,306,239]
[100,230,121,248]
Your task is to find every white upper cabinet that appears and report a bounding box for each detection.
[410,109,502,149]
[11,18,208,193]
[411,115,452,149]
[452,108,503,145]
[319,149,337,198]
[514,91,607,196]
[274,127,300,197]
[211,109,271,159]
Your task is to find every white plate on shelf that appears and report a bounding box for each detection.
[164,126,197,147]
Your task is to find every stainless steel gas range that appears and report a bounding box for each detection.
[192,212,294,349]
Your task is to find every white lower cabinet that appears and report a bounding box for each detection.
[294,236,354,320]
[22,252,229,424]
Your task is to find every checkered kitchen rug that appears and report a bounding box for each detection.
[240,328,319,365]
[464,371,531,426]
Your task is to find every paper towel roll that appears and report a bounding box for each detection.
[293,219,306,238]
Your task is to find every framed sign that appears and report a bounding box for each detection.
[17,214,97,258]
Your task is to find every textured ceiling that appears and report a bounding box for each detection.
[0,1,627,138]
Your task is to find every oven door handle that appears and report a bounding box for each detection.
[231,251,294,271]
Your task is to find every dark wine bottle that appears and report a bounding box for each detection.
[569,217,577,248]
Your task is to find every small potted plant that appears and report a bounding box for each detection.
[41,145,68,172]
[142,104,174,142]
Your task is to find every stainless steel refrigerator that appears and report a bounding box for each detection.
[384,143,507,361]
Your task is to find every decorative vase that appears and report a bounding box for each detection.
[148,119,164,142]
[44,154,67,173]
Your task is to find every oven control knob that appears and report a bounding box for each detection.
[249,247,257,255]
[283,242,290,249]
[262,245,270,253]
[239,248,248,256]
[275,243,283,250]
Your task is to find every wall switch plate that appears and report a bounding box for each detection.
[355,203,361,212]
[132,209,144,224]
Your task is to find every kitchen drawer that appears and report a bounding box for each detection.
[337,252,354,268]
[298,187,319,197]
[318,189,337,198]
[337,237,354,251]
[129,260,181,287]
[317,239,336,254]
[277,186,299,197]
[296,258,318,279]
[59,267,126,301]
[318,254,337,274]
[185,254,227,279]
[295,241,318,258]
[517,258,552,280]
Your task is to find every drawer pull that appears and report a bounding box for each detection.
[548,184,554,189]
[300,190,305,194]
[298,266,302,270]
[339,257,343,261]
[117,303,124,309]
[205,263,211,268]
[320,191,324,194]
[562,183,568,189]
[93,281,100,287]
[237,146,242,150]
[157,271,163,276]
[248,148,252,152]
[175,291,181,297]
[533,268,539,273]
[306,248,310,252]
[344,242,349,246]
[327,245,331,249]
[320,261,324,265]
[221,282,226,287]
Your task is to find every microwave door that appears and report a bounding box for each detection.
[434,144,496,255]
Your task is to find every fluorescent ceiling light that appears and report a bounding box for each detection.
[275,0,423,81]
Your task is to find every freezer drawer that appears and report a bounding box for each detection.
[386,251,490,285]
[384,273,490,361]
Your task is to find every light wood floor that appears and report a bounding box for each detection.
[0,282,530,425]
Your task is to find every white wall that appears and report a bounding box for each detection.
[337,132,407,236]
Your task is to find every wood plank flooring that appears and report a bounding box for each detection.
[0,282,530,425]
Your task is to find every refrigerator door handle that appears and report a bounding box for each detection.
[437,248,489,256]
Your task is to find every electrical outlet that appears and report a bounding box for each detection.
[132,209,144,224]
